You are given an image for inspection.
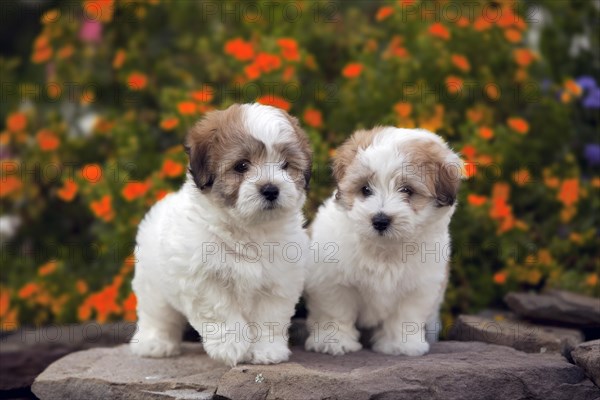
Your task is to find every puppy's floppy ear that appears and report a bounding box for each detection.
[434,156,462,207]
[284,113,313,191]
[333,129,378,183]
[185,118,216,191]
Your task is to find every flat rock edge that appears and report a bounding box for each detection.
[32,341,600,400]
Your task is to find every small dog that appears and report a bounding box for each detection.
[304,127,461,356]
[131,103,312,366]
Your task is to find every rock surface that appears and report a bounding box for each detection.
[505,290,600,328]
[449,314,584,355]
[0,322,136,395]
[572,340,600,387]
[33,341,599,400]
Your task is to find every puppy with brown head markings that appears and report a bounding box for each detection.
[304,127,462,356]
[131,104,312,366]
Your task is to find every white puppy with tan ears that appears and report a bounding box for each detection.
[130,103,312,366]
[304,127,462,357]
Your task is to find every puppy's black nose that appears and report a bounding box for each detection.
[261,184,279,201]
[372,213,391,232]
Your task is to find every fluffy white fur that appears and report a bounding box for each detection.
[304,127,461,357]
[130,104,308,366]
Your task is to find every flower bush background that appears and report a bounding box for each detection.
[1,0,598,329]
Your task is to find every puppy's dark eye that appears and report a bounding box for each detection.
[361,185,373,197]
[399,186,413,195]
[281,161,289,170]
[234,160,250,173]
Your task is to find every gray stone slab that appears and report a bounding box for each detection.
[32,341,599,400]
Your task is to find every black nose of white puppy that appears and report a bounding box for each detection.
[372,213,391,232]
[261,183,279,202]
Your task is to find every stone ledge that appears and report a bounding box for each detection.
[33,341,599,400]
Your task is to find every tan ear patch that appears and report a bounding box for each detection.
[282,113,313,191]
[332,127,382,183]
[402,139,462,207]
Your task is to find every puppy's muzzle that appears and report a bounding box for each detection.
[260,183,279,202]
[372,213,391,232]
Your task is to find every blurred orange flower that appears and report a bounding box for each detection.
[451,54,470,72]
[376,6,394,21]
[76,280,88,295]
[90,195,114,222]
[485,84,500,100]
[160,117,179,131]
[492,182,510,201]
[282,65,295,81]
[81,164,103,183]
[257,95,291,111]
[564,79,582,96]
[303,108,323,128]
[507,117,529,134]
[18,283,39,299]
[36,129,60,151]
[122,181,150,201]
[513,169,530,186]
[123,292,137,321]
[177,101,197,115]
[466,107,484,124]
[385,36,409,59]
[32,35,53,63]
[456,17,469,27]
[127,72,147,90]
[0,288,9,318]
[224,37,254,61]
[394,102,412,118]
[277,38,300,61]
[0,176,22,198]
[57,179,78,202]
[161,159,185,178]
[428,23,450,40]
[504,29,522,43]
[467,194,487,206]
[445,76,463,93]
[558,178,579,207]
[513,48,535,67]
[113,49,126,69]
[473,17,491,31]
[78,303,91,321]
[191,86,214,103]
[244,63,261,80]
[155,189,170,201]
[342,63,363,78]
[83,0,114,23]
[38,261,57,277]
[478,126,494,140]
[493,271,507,284]
[7,112,27,132]
[41,9,59,24]
[253,52,282,73]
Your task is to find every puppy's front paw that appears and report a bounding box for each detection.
[203,336,251,367]
[249,342,291,365]
[130,336,181,358]
[305,331,362,356]
[372,337,429,356]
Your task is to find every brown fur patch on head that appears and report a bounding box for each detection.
[185,104,266,207]
[400,139,462,208]
[332,128,382,208]
[281,113,313,191]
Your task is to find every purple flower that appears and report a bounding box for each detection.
[576,76,597,90]
[79,19,102,43]
[582,87,600,109]
[584,144,600,166]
